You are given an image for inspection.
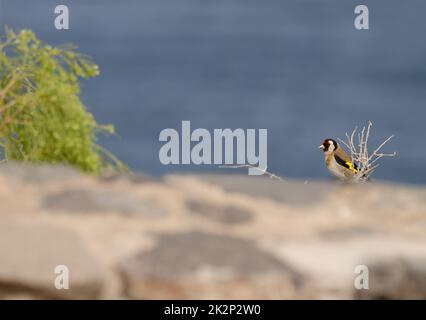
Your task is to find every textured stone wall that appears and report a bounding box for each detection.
[0,163,425,299]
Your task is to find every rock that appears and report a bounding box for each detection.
[0,163,426,299]
[189,174,333,205]
[41,188,168,218]
[186,200,253,224]
[265,237,426,299]
[119,231,306,299]
[0,219,105,299]
[355,257,426,299]
[318,226,377,240]
[100,171,157,184]
[0,162,81,184]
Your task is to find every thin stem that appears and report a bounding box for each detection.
[340,121,395,181]
[219,164,284,181]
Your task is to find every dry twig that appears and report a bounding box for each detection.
[219,164,284,181]
[337,121,396,182]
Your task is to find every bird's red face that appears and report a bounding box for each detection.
[319,139,338,153]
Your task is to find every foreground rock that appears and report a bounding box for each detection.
[0,219,104,299]
[355,257,426,299]
[119,231,308,299]
[0,162,425,299]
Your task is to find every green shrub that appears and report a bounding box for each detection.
[0,28,126,174]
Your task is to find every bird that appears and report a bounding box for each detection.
[319,139,359,180]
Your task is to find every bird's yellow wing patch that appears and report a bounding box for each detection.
[334,154,358,173]
[345,161,358,173]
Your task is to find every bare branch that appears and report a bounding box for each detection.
[368,135,395,162]
[340,121,396,182]
[219,164,284,181]
[336,137,351,151]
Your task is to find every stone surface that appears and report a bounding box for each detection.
[264,237,426,299]
[41,188,168,218]
[355,257,426,299]
[0,219,105,299]
[187,201,253,224]
[119,231,305,299]
[0,162,81,185]
[100,171,157,184]
[193,174,332,205]
[0,163,425,299]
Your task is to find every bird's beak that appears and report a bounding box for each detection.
[318,145,325,150]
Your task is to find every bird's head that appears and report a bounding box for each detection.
[319,139,338,154]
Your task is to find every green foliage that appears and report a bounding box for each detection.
[0,29,126,174]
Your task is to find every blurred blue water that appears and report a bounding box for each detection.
[1,0,425,184]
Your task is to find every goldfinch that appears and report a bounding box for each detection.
[319,139,359,180]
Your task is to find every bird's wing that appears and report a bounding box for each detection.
[335,148,352,162]
[334,153,358,173]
